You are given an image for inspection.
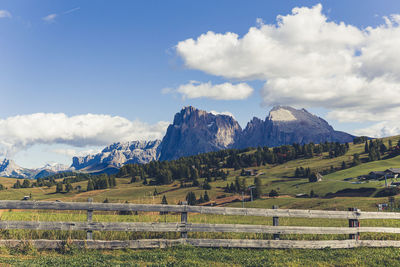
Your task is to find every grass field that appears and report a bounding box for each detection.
[0,138,400,265]
[1,136,400,207]
[0,246,399,266]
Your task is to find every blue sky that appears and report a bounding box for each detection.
[1,1,400,168]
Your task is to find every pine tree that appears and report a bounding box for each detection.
[160,195,168,215]
[365,141,369,153]
[22,179,30,188]
[87,180,94,191]
[161,195,168,205]
[269,190,279,197]
[341,161,346,170]
[204,191,210,202]
[254,177,262,199]
[65,183,73,193]
[353,153,361,166]
[13,180,21,189]
[56,183,63,193]
[203,181,211,190]
[185,192,197,205]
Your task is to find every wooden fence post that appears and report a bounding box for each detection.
[348,207,359,240]
[87,198,93,240]
[181,201,188,239]
[272,205,279,240]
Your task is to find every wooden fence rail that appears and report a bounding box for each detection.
[0,200,400,249]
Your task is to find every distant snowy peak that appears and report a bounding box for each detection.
[0,158,31,178]
[39,162,70,172]
[71,140,161,172]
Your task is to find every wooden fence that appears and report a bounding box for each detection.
[1,199,400,249]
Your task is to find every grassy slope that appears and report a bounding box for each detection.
[0,136,399,211]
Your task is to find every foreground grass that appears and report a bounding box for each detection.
[0,246,399,266]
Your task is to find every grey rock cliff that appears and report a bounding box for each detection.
[237,106,354,148]
[158,106,242,161]
[71,140,161,172]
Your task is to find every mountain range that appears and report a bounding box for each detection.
[0,159,69,179]
[1,105,355,178]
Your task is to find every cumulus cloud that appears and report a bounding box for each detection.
[354,122,400,138]
[171,81,253,100]
[0,113,169,157]
[176,4,400,137]
[42,13,57,23]
[0,10,11,18]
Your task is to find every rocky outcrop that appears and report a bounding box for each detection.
[158,106,242,161]
[0,158,33,178]
[237,106,354,148]
[71,140,161,172]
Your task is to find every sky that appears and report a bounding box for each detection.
[1,0,400,168]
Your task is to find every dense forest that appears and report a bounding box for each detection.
[117,141,350,186]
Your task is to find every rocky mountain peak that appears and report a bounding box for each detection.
[268,106,298,122]
[0,158,31,178]
[70,140,161,173]
[159,106,242,161]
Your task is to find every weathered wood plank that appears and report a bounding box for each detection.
[1,221,400,235]
[1,239,400,249]
[0,200,399,219]
[184,239,400,249]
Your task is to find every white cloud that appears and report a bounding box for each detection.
[354,121,400,138]
[0,10,11,18]
[172,81,253,100]
[42,13,57,23]
[175,4,400,135]
[63,7,80,15]
[0,113,169,157]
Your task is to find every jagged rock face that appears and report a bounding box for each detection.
[159,106,242,161]
[71,140,161,172]
[0,158,31,178]
[238,106,354,148]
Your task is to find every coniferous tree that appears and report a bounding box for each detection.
[341,161,346,170]
[269,190,279,197]
[56,182,63,193]
[22,179,30,188]
[161,195,168,205]
[65,183,73,193]
[254,177,262,199]
[204,191,210,202]
[353,153,361,166]
[87,180,94,191]
[160,195,168,215]
[203,181,211,190]
[185,191,197,205]
[365,141,369,153]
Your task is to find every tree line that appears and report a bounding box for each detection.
[117,141,350,186]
